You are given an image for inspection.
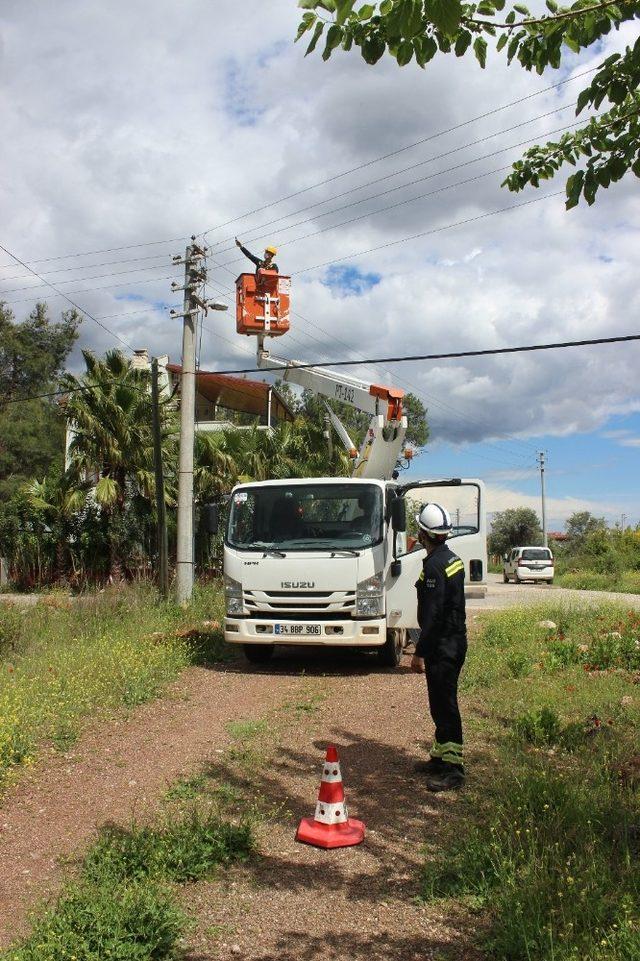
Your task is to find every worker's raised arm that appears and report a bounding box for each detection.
[235,238,261,268]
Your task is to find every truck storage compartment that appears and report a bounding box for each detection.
[236,270,290,336]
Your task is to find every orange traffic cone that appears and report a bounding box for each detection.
[296,745,365,849]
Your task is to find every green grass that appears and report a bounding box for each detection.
[423,602,640,961]
[555,570,640,593]
[4,808,254,961]
[0,584,228,790]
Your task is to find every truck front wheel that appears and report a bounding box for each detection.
[243,644,275,663]
[378,629,405,668]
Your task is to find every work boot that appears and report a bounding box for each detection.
[414,756,445,775]
[424,763,465,792]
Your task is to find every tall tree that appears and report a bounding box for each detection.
[488,505,543,555]
[0,302,80,500]
[61,350,175,580]
[297,0,640,208]
[565,509,607,543]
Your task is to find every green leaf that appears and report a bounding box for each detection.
[545,0,558,10]
[632,158,640,178]
[565,169,584,209]
[514,3,530,14]
[359,2,376,17]
[396,38,414,65]
[335,0,356,24]
[298,1,319,8]
[322,23,344,59]
[95,475,118,507]
[455,30,472,57]
[473,35,488,68]
[418,34,438,63]
[305,21,325,55]
[295,12,317,42]
[496,33,508,52]
[401,0,425,37]
[424,0,462,37]
[379,0,393,14]
[362,35,386,63]
[576,87,591,115]
[564,34,581,54]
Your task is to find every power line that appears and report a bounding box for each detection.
[291,191,564,276]
[200,67,597,242]
[204,246,538,463]
[0,241,133,350]
[0,65,596,275]
[208,102,579,255]
[0,250,173,282]
[0,261,182,297]
[3,272,180,307]
[210,332,640,377]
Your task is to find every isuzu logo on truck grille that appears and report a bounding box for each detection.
[281,581,315,589]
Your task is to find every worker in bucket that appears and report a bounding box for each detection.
[235,238,279,273]
[410,503,467,792]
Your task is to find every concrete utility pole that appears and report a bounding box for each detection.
[538,451,548,548]
[171,238,228,605]
[151,358,169,598]
[621,513,627,532]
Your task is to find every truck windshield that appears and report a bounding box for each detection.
[227,483,384,552]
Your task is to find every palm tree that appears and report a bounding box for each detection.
[61,350,176,580]
[26,471,88,581]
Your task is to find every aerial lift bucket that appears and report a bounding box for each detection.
[236,269,291,337]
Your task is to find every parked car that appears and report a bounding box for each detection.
[503,546,554,584]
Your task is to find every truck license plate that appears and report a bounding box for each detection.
[274,623,322,636]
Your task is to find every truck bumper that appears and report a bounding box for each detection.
[224,617,387,647]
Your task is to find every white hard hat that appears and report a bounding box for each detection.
[416,502,452,536]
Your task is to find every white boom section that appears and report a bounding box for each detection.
[257,339,407,480]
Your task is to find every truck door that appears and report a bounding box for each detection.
[385,478,487,629]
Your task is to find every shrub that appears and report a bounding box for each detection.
[84,812,255,885]
[6,879,185,961]
[512,707,562,745]
[421,765,640,961]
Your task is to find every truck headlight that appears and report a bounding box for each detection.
[356,573,384,617]
[224,574,244,616]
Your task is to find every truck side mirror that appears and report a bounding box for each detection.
[391,497,406,532]
[202,503,219,534]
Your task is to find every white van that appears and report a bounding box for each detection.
[503,546,554,584]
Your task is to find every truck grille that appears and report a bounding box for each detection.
[244,589,356,616]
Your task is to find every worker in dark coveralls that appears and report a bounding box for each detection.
[410,503,467,791]
[235,237,279,273]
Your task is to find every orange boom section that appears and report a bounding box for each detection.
[236,269,291,337]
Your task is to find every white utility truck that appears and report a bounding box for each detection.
[222,309,487,666]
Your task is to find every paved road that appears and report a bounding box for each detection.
[468,571,640,611]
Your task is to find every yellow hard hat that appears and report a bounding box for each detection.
[265,245,277,255]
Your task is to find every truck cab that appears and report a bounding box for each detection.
[223,476,486,667]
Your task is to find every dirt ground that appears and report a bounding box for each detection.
[0,639,490,959]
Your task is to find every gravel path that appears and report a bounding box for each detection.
[0,643,489,959]
[468,572,640,611]
[0,661,301,948]
[180,646,488,961]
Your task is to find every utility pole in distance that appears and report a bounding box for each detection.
[151,357,169,598]
[171,238,228,605]
[538,451,548,548]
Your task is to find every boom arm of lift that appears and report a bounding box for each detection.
[256,336,408,480]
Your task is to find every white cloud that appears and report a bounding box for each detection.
[485,484,623,527]
[0,0,639,459]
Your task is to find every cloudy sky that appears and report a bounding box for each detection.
[1,1,639,528]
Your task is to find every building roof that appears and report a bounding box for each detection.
[166,365,295,420]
